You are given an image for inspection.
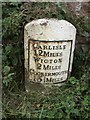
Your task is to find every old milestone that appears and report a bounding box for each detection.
[24,19,76,88]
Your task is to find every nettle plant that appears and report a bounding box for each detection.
[2,2,23,88]
[2,44,19,87]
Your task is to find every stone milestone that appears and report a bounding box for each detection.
[24,18,76,88]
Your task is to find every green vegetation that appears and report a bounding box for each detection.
[2,2,90,119]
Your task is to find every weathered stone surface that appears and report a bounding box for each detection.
[24,19,76,88]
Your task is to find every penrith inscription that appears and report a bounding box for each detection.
[24,19,76,87]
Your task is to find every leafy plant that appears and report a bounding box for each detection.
[2,2,24,90]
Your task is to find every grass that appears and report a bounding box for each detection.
[2,74,89,119]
